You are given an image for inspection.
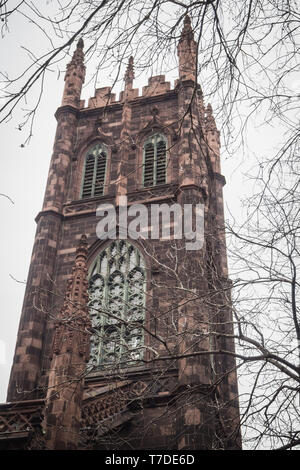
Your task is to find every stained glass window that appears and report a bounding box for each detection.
[143,134,167,187]
[81,143,107,198]
[88,240,146,369]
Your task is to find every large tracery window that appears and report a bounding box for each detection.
[81,143,107,198]
[88,240,146,369]
[143,134,167,187]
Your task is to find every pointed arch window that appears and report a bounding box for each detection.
[88,240,146,369]
[143,134,167,187]
[81,143,107,198]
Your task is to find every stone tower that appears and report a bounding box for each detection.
[1,17,241,450]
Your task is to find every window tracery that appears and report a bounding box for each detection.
[88,240,146,368]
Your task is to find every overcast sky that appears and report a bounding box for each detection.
[0,6,288,403]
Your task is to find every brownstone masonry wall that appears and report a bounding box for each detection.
[6,21,241,450]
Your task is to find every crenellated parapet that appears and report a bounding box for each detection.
[88,86,117,108]
[86,75,172,108]
[142,75,171,97]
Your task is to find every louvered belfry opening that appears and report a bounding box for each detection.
[143,142,155,187]
[156,139,167,184]
[143,134,167,187]
[81,143,107,198]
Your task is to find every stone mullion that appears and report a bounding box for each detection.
[96,275,104,366]
[101,256,111,364]
[115,242,124,365]
[139,270,146,362]
[117,241,125,364]
[120,272,128,364]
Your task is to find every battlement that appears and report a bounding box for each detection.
[88,86,116,108]
[142,75,171,97]
[82,75,174,110]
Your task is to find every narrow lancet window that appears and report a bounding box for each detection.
[143,134,167,187]
[81,143,107,198]
[88,240,146,369]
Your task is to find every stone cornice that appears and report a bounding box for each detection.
[52,148,73,159]
[131,90,178,107]
[175,183,207,200]
[213,172,226,186]
[79,103,123,118]
[175,79,200,91]
[0,398,44,411]
[35,209,64,224]
[35,180,218,223]
[127,183,178,199]
[85,366,178,385]
[55,105,79,120]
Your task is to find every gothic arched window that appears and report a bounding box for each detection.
[81,143,107,198]
[143,134,167,187]
[88,240,146,369]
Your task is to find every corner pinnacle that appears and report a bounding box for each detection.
[125,56,135,84]
[76,234,88,260]
[77,37,84,49]
[179,14,194,42]
[206,104,217,131]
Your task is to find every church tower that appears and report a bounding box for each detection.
[1,17,241,450]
